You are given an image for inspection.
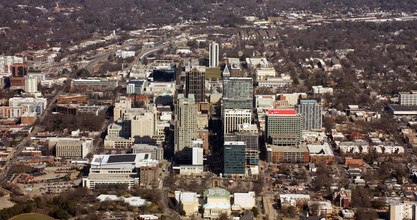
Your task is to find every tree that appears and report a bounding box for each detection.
[252,206,259,217]
[49,207,69,220]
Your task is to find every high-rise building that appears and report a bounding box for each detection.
[129,110,156,140]
[11,63,28,77]
[399,91,417,106]
[209,42,219,67]
[10,63,28,88]
[296,100,322,131]
[266,109,302,146]
[55,138,93,159]
[224,132,259,165]
[174,95,198,154]
[222,78,253,110]
[114,96,132,121]
[186,68,206,103]
[24,75,38,93]
[224,141,246,175]
[223,109,251,135]
[389,201,417,220]
[139,166,159,188]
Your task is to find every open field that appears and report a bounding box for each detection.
[10,213,55,220]
[206,68,222,79]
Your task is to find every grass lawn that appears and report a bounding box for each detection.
[11,213,55,220]
[144,203,163,213]
[205,68,222,79]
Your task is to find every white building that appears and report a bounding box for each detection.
[312,85,334,95]
[115,50,135,59]
[390,201,417,220]
[246,57,270,68]
[127,109,156,139]
[209,42,219,67]
[9,97,47,116]
[0,56,24,76]
[255,67,276,80]
[399,91,417,106]
[24,75,38,93]
[175,191,200,216]
[192,140,204,166]
[280,194,311,207]
[82,153,158,189]
[114,96,132,121]
[55,138,93,159]
[232,192,256,211]
[223,109,252,134]
[258,76,292,88]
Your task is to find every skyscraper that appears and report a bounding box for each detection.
[223,109,252,135]
[186,68,206,103]
[296,100,322,131]
[222,78,253,110]
[223,141,246,175]
[174,95,198,154]
[209,42,219,68]
[266,109,302,146]
[224,132,259,165]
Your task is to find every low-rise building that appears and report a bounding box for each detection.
[203,188,231,219]
[267,145,309,163]
[132,144,164,161]
[82,153,158,189]
[232,192,256,211]
[175,191,200,216]
[307,143,334,165]
[280,194,311,207]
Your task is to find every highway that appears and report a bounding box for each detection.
[84,39,167,74]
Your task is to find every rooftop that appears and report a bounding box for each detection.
[204,187,230,199]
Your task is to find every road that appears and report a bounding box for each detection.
[160,188,181,220]
[84,41,139,73]
[0,90,63,183]
[84,39,167,74]
[262,193,277,219]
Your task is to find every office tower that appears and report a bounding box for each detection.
[266,109,302,146]
[174,95,198,154]
[222,78,253,110]
[224,132,259,165]
[129,110,156,139]
[209,42,219,67]
[224,141,246,175]
[296,100,322,131]
[186,68,206,103]
[24,75,38,93]
[223,109,251,135]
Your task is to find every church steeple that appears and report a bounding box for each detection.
[223,63,230,78]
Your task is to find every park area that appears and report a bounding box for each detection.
[205,68,222,79]
[10,213,54,220]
